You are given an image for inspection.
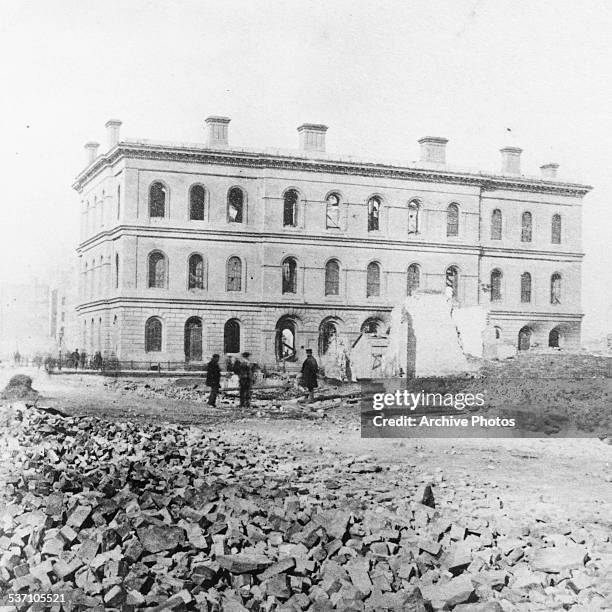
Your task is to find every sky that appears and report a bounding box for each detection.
[0,0,610,339]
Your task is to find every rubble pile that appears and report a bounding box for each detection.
[0,375,40,402]
[1,404,611,611]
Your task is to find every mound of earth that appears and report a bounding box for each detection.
[0,374,39,401]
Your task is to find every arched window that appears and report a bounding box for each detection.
[521,211,532,242]
[366,262,381,297]
[275,317,297,361]
[446,266,459,300]
[520,272,532,303]
[490,269,502,302]
[226,257,242,292]
[408,200,420,234]
[283,190,298,227]
[549,328,561,348]
[227,187,244,223]
[325,259,340,296]
[367,196,381,231]
[494,326,502,340]
[319,320,338,356]
[551,214,562,244]
[190,185,206,221]
[491,209,502,240]
[518,326,532,351]
[361,318,384,335]
[148,252,166,288]
[99,256,104,294]
[224,319,240,353]
[326,193,341,229]
[115,254,119,289]
[407,263,420,296]
[188,254,204,289]
[551,273,561,304]
[282,257,297,294]
[447,203,459,237]
[149,182,167,218]
[184,317,202,361]
[145,317,162,352]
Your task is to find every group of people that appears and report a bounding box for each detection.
[64,349,103,370]
[204,349,319,408]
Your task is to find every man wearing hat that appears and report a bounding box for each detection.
[301,348,319,402]
[236,352,254,409]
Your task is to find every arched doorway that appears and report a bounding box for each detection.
[319,319,339,356]
[518,326,532,351]
[275,317,297,362]
[549,327,561,348]
[224,319,240,354]
[184,317,203,361]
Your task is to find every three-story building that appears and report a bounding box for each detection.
[73,117,590,364]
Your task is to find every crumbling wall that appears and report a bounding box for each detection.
[381,294,478,377]
[452,305,488,358]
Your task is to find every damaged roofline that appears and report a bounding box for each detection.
[72,142,593,197]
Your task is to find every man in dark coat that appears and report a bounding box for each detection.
[206,354,221,407]
[235,352,254,409]
[301,348,319,402]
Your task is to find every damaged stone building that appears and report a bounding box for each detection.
[73,117,590,364]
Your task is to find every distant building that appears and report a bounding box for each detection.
[50,265,80,356]
[0,280,54,359]
[72,118,590,364]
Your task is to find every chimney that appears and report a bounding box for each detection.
[297,123,328,153]
[205,116,231,147]
[540,163,559,180]
[105,119,122,149]
[84,142,100,165]
[500,146,522,174]
[418,136,448,164]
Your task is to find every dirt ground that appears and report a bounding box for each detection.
[2,360,611,533]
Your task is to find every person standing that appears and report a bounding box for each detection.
[236,352,254,409]
[73,349,80,370]
[301,348,319,402]
[206,354,221,407]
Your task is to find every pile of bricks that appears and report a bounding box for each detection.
[1,403,611,611]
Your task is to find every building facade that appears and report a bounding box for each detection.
[73,118,590,365]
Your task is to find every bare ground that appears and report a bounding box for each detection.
[3,360,611,532]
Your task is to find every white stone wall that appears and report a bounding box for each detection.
[75,147,586,360]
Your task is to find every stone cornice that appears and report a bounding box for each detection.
[77,224,584,261]
[73,142,592,197]
[76,296,583,321]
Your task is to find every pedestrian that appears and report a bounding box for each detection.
[93,351,103,370]
[206,354,221,407]
[236,352,254,409]
[80,350,87,369]
[301,348,319,402]
[73,349,80,370]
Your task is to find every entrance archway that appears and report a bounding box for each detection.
[224,319,240,354]
[319,319,339,356]
[184,317,202,361]
[275,317,297,361]
[518,326,532,351]
[549,327,561,348]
